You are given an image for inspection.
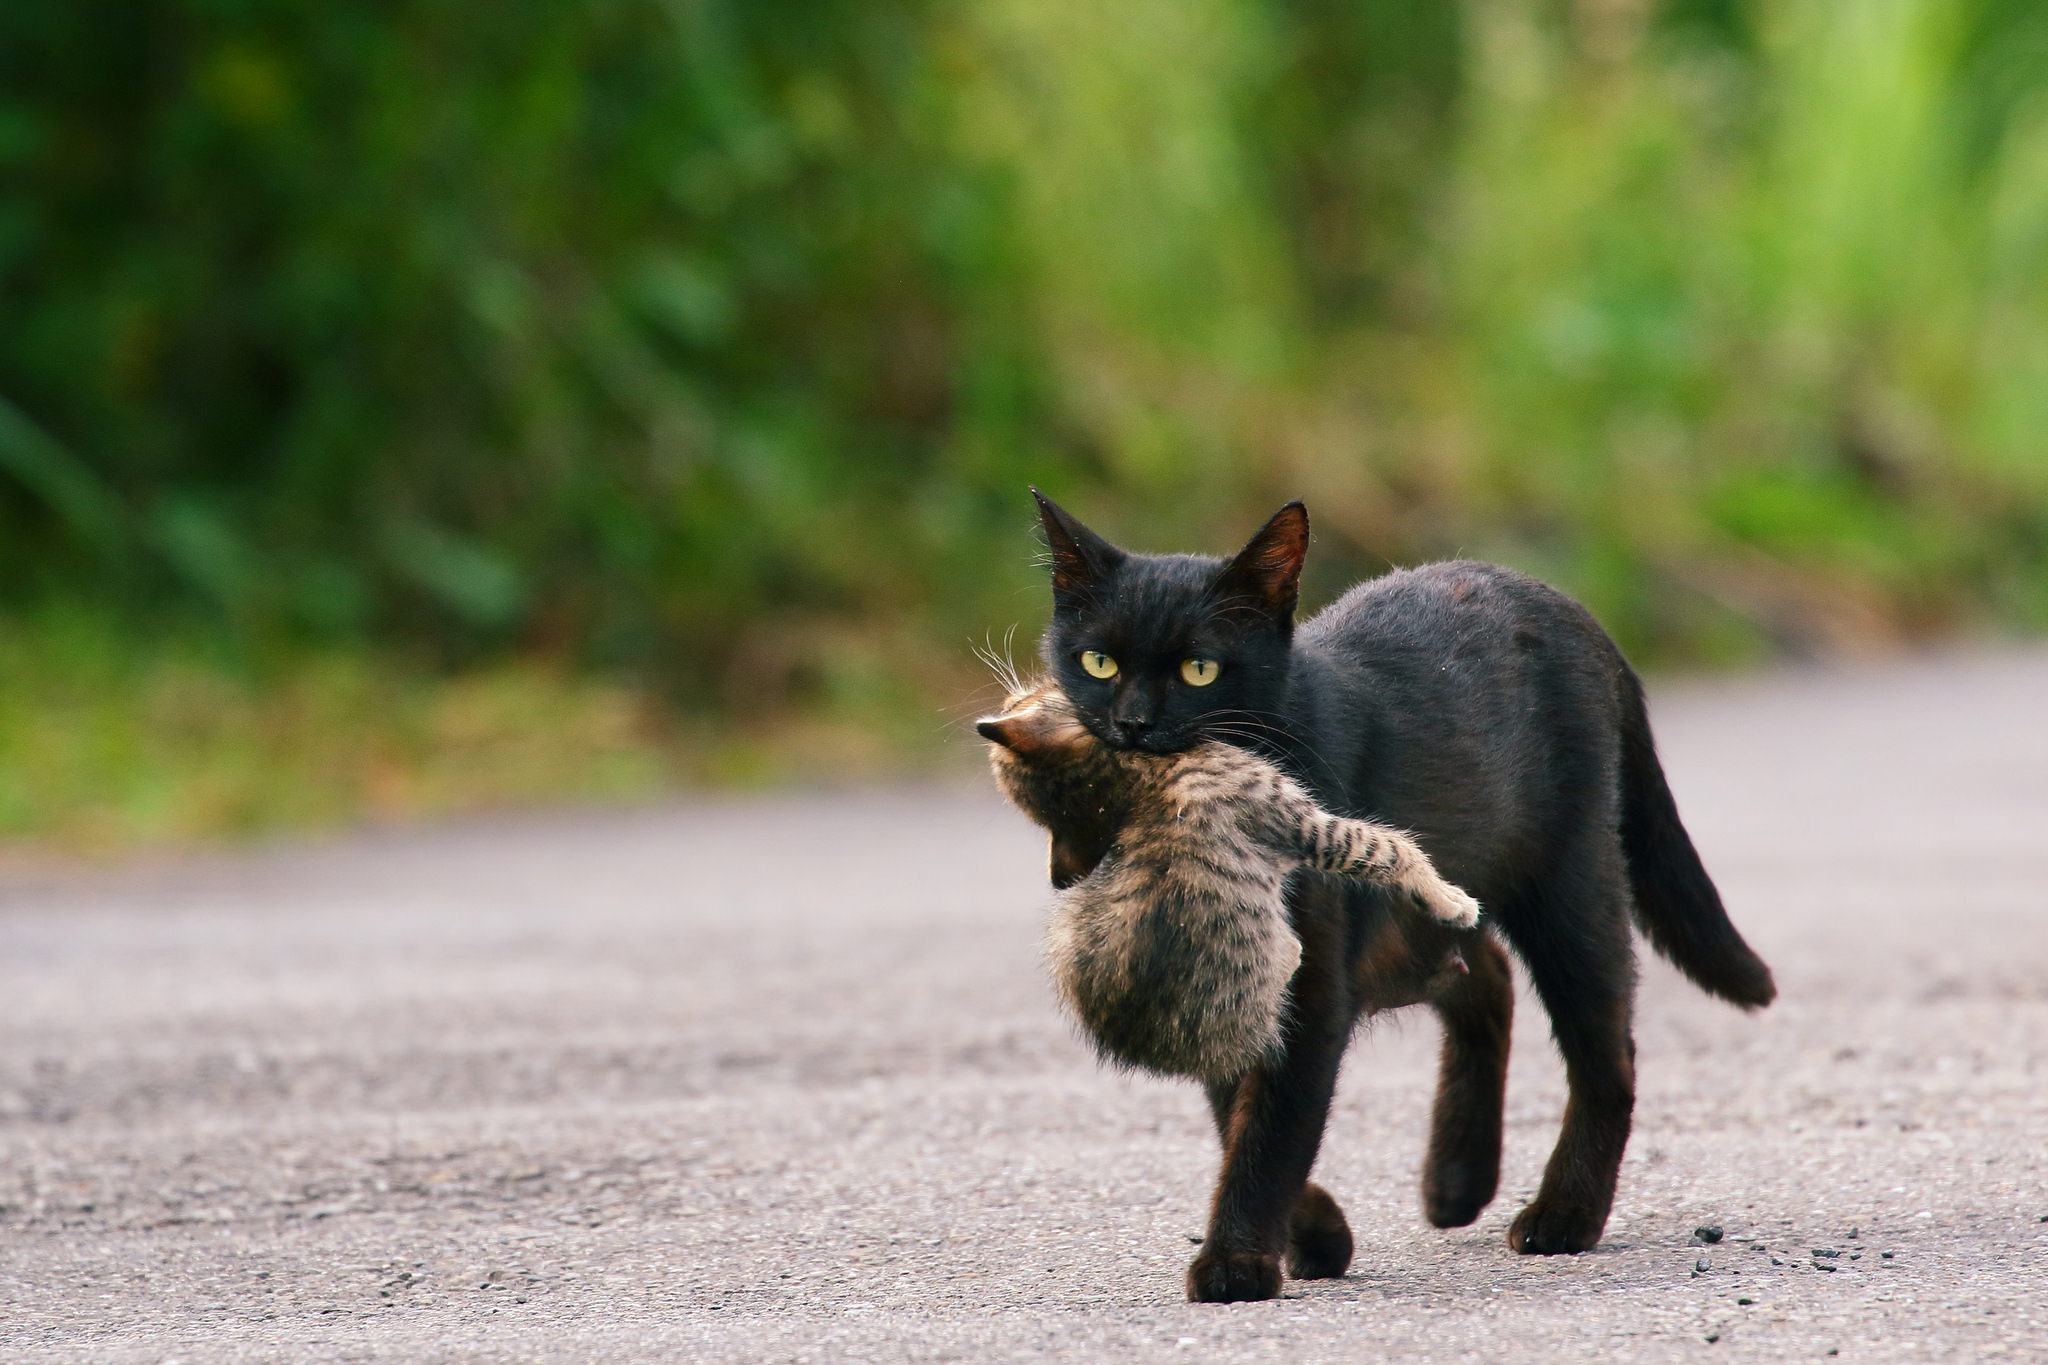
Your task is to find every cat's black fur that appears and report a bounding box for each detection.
[1028,489,1775,1303]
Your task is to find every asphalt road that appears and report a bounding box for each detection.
[3,650,2046,1363]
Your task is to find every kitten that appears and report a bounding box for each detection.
[1025,489,1776,1303]
[978,678,1479,1083]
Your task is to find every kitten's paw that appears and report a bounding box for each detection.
[1506,1198,1606,1255]
[1186,1248,1283,1303]
[1286,1183,1354,1279]
[1428,885,1482,928]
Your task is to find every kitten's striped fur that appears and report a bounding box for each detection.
[980,678,1479,1082]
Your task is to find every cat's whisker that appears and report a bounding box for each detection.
[941,676,1023,734]
[1193,710,1350,794]
[971,629,1033,699]
[1005,624,1028,692]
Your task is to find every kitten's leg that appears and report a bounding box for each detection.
[1188,882,1350,1302]
[1496,854,1638,1255]
[1421,933,1513,1229]
[1305,813,1480,928]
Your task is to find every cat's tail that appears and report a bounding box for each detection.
[1616,664,1777,1009]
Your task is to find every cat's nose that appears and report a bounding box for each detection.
[1113,716,1153,743]
[975,718,1004,743]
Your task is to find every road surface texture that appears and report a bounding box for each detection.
[3,650,2045,1363]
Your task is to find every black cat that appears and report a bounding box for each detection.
[1027,489,1775,1304]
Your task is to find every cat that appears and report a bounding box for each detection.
[1023,488,1776,1303]
[976,675,1480,1083]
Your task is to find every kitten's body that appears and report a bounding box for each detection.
[979,681,1477,1082]
[1022,491,1776,1303]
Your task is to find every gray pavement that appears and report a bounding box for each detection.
[2,650,2046,1363]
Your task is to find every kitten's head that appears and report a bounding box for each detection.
[1030,489,1307,753]
[976,677,1126,887]
[975,676,1096,770]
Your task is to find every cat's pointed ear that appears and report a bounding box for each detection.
[1032,488,1126,602]
[1212,501,1309,622]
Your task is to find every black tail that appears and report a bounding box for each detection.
[1616,665,1776,1009]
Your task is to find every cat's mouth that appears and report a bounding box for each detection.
[1087,718,1196,755]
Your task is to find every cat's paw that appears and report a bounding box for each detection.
[1185,1248,1283,1303]
[1427,884,1481,928]
[1286,1183,1354,1279]
[1506,1198,1606,1255]
[1422,1157,1498,1229]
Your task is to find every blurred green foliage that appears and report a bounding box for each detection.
[4,0,2048,840]
[0,611,671,848]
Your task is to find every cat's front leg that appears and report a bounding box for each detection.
[1188,883,1351,1302]
[1192,1046,1347,1301]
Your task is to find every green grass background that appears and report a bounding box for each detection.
[4,0,2046,847]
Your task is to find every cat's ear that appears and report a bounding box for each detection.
[1212,501,1309,622]
[1032,488,1126,602]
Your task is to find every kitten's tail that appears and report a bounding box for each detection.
[1617,664,1777,1009]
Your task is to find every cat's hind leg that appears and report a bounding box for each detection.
[1495,849,1638,1255]
[1422,933,1513,1229]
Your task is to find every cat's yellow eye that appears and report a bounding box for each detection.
[1181,657,1221,687]
[1079,650,1119,680]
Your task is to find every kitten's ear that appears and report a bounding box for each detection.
[1032,488,1126,602]
[976,714,1032,752]
[978,711,1063,756]
[1212,501,1310,622]
[1049,835,1102,889]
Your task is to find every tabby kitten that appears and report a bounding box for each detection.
[1024,489,1776,1304]
[978,678,1478,1082]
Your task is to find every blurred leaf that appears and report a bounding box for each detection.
[151,498,255,612]
[0,394,122,549]
[383,522,529,630]
[626,252,734,346]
